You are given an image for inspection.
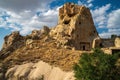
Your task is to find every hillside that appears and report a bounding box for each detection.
[0,2,119,80]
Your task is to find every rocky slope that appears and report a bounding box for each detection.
[5,61,75,80]
[0,3,97,80]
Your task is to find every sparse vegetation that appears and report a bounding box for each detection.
[74,48,120,80]
[111,34,117,39]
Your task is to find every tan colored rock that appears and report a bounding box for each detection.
[6,63,33,80]
[28,61,52,80]
[41,26,50,35]
[50,3,99,50]
[2,31,24,49]
[92,37,101,48]
[0,31,24,59]
[5,61,75,80]
[115,37,120,47]
[28,26,50,40]
[0,3,104,80]
[26,39,33,46]
[30,30,41,39]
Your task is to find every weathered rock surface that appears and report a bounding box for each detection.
[101,39,114,48]
[115,37,120,47]
[50,3,99,50]
[92,37,101,48]
[28,26,50,40]
[6,61,75,80]
[0,31,25,59]
[0,2,106,80]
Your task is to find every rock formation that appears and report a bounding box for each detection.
[2,31,24,50]
[0,3,105,80]
[26,26,50,40]
[50,3,99,50]
[115,37,120,47]
[0,31,25,59]
[6,61,75,80]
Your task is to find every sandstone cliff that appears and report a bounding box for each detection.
[50,3,99,50]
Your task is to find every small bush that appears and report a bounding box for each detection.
[74,48,120,80]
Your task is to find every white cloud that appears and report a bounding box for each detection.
[99,29,120,38]
[78,0,94,8]
[91,4,120,38]
[107,9,120,28]
[0,0,60,35]
[91,4,111,28]
[108,28,120,32]
[0,0,55,12]
[0,0,120,39]
[87,0,93,3]
[88,3,93,7]
[100,9,120,38]
[78,0,83,5]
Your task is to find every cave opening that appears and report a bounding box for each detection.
[64,20,70,24]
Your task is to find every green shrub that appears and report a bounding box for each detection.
[74,48,120,80]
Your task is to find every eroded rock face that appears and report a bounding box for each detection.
[115,37,120,47]
[2,31,23,49]
[5,61,75,80]
[0,31,24,59]
[50,3,99,50]
[27,26,50,40]
[0,3,102,80]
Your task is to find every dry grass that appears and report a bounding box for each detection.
[3,38,82,71]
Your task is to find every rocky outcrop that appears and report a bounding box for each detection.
[50,3,99,50]
[25,26,50,40]
[5,61,75,80]
[2,31,24,50]
[115,37,120,47]
[0,31,25,59]
[0,3,103,80]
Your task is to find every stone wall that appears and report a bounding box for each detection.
[101,39,114,48]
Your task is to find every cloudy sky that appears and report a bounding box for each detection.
[0,0,120,49]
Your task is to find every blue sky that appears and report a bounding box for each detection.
[0,0,120,49]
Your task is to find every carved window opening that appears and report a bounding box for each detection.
[71,4,74,8]
[68,14,72,17]
[83,45,85,50]
[64,20,70,24]
[80,42,90,51]
[79,22,81,25]
[100,43,103,47]
[77,34,79,37]
[68,14,75,17]
[67,35,71,37]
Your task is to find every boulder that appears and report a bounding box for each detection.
[0,31,24,59]
[41,26,50,35]
[115,37,120,47]
[5,61,75,80]
[2,31,23,50]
